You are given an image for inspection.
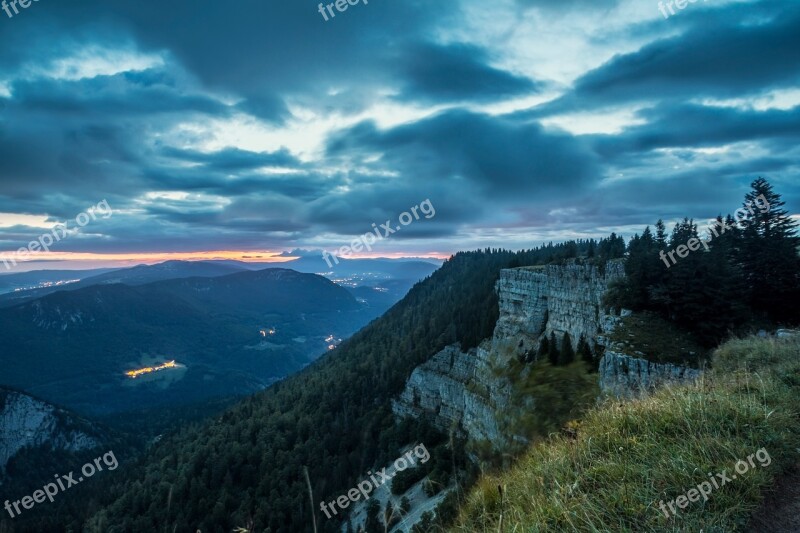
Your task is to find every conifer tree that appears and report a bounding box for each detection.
[655,219,668,249]
[547,331,560,365]
[737,177,800,322]
[364,500,382,533]
[577,335,593,366]
[537,335,550,360]
[559,332,575,365]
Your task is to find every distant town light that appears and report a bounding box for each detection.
[125,360,177,379]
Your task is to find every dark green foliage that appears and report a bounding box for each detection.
[537,335,550,361]
[596,233,626,262]
[577,335,593,368]
[412,511,435,533]
[400,496,411,514]
[427,489,461,528]
[547,331,560,365]
[391,466,427,495]
[501,360,599,456]
[558,332,575,366]
[364,500,382,533]
[738,177,800,322]
[607,178,799,345]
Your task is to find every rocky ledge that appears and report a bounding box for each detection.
[0,388,102,480]
[597,351,703,399]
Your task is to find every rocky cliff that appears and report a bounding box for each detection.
[392,260,625,449]
[494,261,625,354]
[0,387,103,482]
[595,312,704,398]
[597,351,703,399]
[392,343,510,444]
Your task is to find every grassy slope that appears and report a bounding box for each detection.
[451,335,800,532]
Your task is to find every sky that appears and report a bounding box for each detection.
[0,0,798,270]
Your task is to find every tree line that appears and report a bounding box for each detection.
[607,178,800,345]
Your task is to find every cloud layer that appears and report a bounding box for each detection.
[0,0,797,263]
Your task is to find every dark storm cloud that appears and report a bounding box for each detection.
[8,74,230,117]
[160,147,302,172]
[15,0,465,113]
[531,2,800,115]
[0,0,541,253]
[590,103,800,160]
[327,109,600,199]
[0,62,236,209]
[395,42,540,103]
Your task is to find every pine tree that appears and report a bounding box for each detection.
[547,331,560,365]
[412,512,435,533]
[558,332,575,365]
[737,177,800,322]
[537,335,550,360]
[655,219,668,249]
[577,335,593,366]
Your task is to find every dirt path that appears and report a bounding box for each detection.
[747,465,800,533]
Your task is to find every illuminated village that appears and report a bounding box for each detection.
[125,360,178,379]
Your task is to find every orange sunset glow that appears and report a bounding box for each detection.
[0,249,450,270]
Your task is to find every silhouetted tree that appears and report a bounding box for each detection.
[737,177,800,322]
[537,335,550,361]
[577,335,593,366]
[559,332,575,365]
[547,331,560,365]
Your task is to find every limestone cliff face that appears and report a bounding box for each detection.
[392,261,625,449]
[391,343,510,444]
[494,262,625,354]
[0,388,102,481]
[595,314,703,398]
[597,351,703,399]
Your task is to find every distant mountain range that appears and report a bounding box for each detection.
[0,268,375,416]
[0,257,439,308]
[0,261,245,306]
[0,268,118,295]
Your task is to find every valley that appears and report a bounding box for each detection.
[0,261,436,420]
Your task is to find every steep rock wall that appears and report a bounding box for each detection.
[494,261,625,355]
[391,344,510,444]
[598,351,703,399]
[393,261,625,449]
[0,389,102,480]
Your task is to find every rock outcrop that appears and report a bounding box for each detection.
[494,261,625,355]
[393,260,625,449]
[595,313,703,398]
[597,351,703,399]
[0,388,103,481]
[391,343,510,444]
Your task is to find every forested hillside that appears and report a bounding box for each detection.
[67,242,621,533]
